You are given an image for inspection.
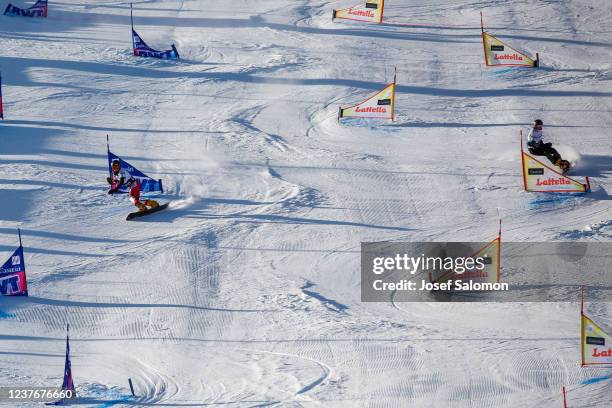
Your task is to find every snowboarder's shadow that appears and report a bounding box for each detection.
[571,154,612,178]
[586,186,612,201]
[571,154,612,201]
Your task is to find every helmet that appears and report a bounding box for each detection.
[111,159,120,166]
[534,119,543,126]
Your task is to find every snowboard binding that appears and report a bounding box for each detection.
[556,159,571,174]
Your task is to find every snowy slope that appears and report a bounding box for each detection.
[0,0,611,407]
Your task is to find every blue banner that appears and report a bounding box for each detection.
[61,325,76,396]
[0,245,28,296]
[132,30,179,60]
[108,149,163,194]
[4,0,47,17]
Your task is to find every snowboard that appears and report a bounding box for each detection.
[45,400,71,406]
[559,159,571,174]
[126,203,169,221]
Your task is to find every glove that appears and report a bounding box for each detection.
[106,177,112,185]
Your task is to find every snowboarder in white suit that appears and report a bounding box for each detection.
[527,119,570,172]
[107,159,158,212]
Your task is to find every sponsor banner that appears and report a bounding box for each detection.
[582,314,612,366]
[0,246,28,296]
[4,0,47,17]
[132,30,179,60]
[430,236,500,286]
[108,150,163,194]
[340,82,395,119]
[522,151,588,193]
[361,242,611,302]
[333,0,384,24]
[483,32,535,67]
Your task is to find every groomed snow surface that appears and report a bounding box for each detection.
[1,0,611,406]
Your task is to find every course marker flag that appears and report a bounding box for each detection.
[0,229,28,296]
[4,0,47,17]
[333,0,384,24]
[61,324,77,397]
[339,67,396,120]
[131,3,179,60]
[107,136,163,194]
[562,386,567,408]
[520,131,589,193]
[0,72,4,120]
[581,287,612,366]
[481,12,538,67]
[430,220,501,286]
[48,324,77,405]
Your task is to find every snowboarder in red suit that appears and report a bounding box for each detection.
[107,159,158,212]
